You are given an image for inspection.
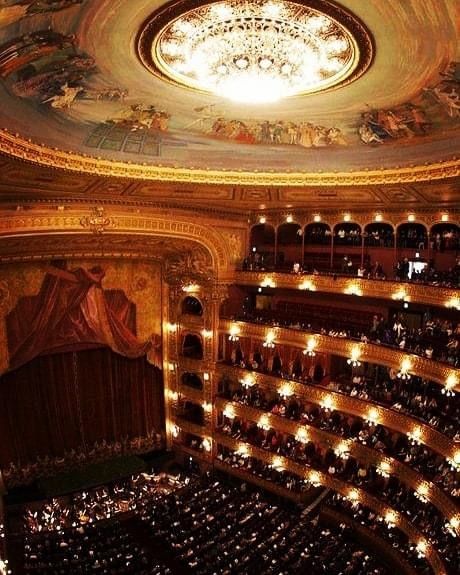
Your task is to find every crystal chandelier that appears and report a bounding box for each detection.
[149,0,364,104]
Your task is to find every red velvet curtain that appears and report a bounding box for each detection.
[0,347,164,467]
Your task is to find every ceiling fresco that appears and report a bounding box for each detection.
[0,0,458,181]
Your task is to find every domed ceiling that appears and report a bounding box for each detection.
[0,0,458,185]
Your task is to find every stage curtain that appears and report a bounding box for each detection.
[0,347,164,468]
[6,263,159,371]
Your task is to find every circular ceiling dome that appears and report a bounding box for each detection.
[138,0,374,104]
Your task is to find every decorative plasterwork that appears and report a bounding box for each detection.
[233,271,460,309]
[216,364,455,459]
[0,209,232,275]
[0,130,458,185]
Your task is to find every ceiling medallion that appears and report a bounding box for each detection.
[138,0,373,104]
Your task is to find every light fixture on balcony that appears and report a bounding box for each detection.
[202,438,212,452]
[299,279,316,291]
[445,297,460,311]
[166,322,177,332]
[223,404,236,419]
[397,358,412,380]
[344,283,362,296]
[308,470,322,487]
[365,407,379,426]
[334,441,350,460]
[241,374,255,388]
[263,329,276,348]
[202,401,212,414]
[376,460,391,478]
[442,374,457,396]
[347,488,360,502]
[202,329,213,338]
[182,283,200,293]
[347,346,361,367]
[259,215,267,224]
[258,414,271,430]
[447,450,460,472]
[203,372,210,381]
[172,424,180,438]
[303,337,317,357]
[236,443,249,457]
[148,0,370,104]
[414,540,427,558]
[407,426,423,446]
[446,515,459,538]
[384,510,398,529]
[271,456,284,470]
[228,324,240,342]
[295,427,309,444]
[261,276,276,288]
[414,483,429,503]
[278,382,294,398]
[392,289,408,301]
[320,396,334,412]
[168,362,176,372]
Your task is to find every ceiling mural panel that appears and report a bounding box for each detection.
[0,0,458,181]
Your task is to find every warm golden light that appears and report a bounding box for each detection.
[299,279,316,291]
[223,404,236,419]
[309,470,321,487]
[343,213,351,222]
[236,443,249,457]
[415,482,429,503]
[295,427,309,443]
[407,214,416,222]
[366,407,379,425]
[259,215,267,224]
[272,456,284,470]
[286,214,293,223]
[334,441,350,459]
[258,414,271,430]
[263,329,276,348]
[303,337,317,356]
[347,346,362,367]
[279,382,294,398]
[168,362,176,372]
[320,396,335,412]
[154,0,362,103]
[182,283,200,293]
[348,488,360,501]
[392,289,408,301]
[374,213,383,222]
[446,297,460,310]
[441,213,449,222]
[228,324,240,342]
[202,438,212,452]
[377,460,391,478]
[203,372,210,381]
[202,329,213,338]
[344,283,362,296]
[384,510,398,528]
[202,401,212,413]
[313,214,321,223]
[415,540,427,557]
[166,322,177,332]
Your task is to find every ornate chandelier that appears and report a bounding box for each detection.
[139,0,372,104]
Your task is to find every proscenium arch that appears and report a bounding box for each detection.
[0,209,232,276]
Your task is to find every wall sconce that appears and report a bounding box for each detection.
[272,456,284,470]
[377,460,391,478]
[408,426,423,445]
[314,214,321,222]
[407,214,416,222]
[415,540,427,558]
[260,276,276,288]
[343,213,351,222]
[203,372,210,381]
[443,374,457,396]
[295,427,309,444]
[303,337,317,357]
[278,383,294,398]
[171,425,180,438]
[309,470,322,487]
[286,214,293,223]
[334,441,350,460]
[384,510,398,529]
[447,450,460,472]
[228,324,240,342]
[374,213,383,222]
[344,283,362,296]
[202,438,212,452]
[347,347,362,367]
[167,390,178,402]
[414,483,429,503]
[241,374,255,388]
[441,213,449,222]
[166,322,177,332]
[236,444,249,457]
[259,215,267,224]
[348,489,360,502]
[392,289,408,301]
[263,330,276,348]
[202,329,213,338]
[365,407,379,426]
[446,297,460,311]
[182,283,200,293]
[320,396,335,412]
[299,279,316,291]
[168,362,176,372]
[258,414,271,431]
[223,404,235,419]
[445,515,459,537]
[202,402,212,414]
[397,358,412,380]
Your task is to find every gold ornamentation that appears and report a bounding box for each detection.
[0,130,459,185]
[80,206,114,234]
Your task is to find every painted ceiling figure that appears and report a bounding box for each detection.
[6,261,160,371]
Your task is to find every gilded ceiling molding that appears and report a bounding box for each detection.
[232,271,460,309]
[0,130,459,185]
[216,364,455,460]
[0,210,232,275]
[214,397,459,524]
[219,320,460,391]
[214,432,447,575]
